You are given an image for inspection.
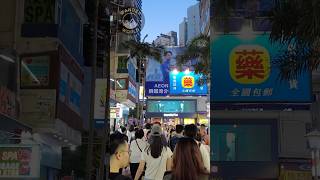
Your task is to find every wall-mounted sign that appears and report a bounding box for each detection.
[59,63,81,115]
[211,34,311,102]
[21,55,50,87]
[128,80,137,102]
[24,0,55,24]
[164,113,179,117]
[20,90,56,128]
[68,73,81,114]
[170,71,207,95]
[0,145,40,178]
[116,90,127,103]
[110,108,121,119]
[94,79,107,120]
[59,63,68,103]
[119,7,145,34]
[128,59,136,80]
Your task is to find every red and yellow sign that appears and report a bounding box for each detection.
[229,45,270,84]
[182,76,195,88]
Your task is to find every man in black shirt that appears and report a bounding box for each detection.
[109,132,132,180]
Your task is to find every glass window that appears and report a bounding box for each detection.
[211,124,272,162]
[117,56,128,73]
[21,55,50,87]
[116,79,127,90]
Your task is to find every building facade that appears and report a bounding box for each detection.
[210,0,314,179]
[187,3,200,43]
[179,18,188,47]
[166,31,178,46]
[154,33,177,47]
[109,0,140,129]
[0,0,88,179]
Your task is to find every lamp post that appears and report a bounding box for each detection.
[306,130,320,180]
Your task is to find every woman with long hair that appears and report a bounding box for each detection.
[134,125,172,180]
[165,137,210,180]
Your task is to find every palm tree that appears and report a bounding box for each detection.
[176,34,210,85]
[212,0,320,80]
[121,35,163,62]
[121,35,163,120]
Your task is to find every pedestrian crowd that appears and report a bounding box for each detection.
[110,123,210,180]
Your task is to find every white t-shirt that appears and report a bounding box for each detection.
[127,131,135,143]
[141,146,172,180]
[199,143,210,172]
[130,139,147,163]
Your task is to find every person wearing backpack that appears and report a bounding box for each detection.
[134,125,173,180]
[129,129,147,180]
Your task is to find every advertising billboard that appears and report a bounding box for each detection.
[211,35,311,102]
[170,71,208,95]
[0,145,40,178]
[146,47,207,96]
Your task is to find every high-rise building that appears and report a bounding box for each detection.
[154,32,177,47]
[167,31,178,46]
[179,17,188,47]
[187,3,200,43]
[199,0,210,35]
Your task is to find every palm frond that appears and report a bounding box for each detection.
[121,40,163,62]
[176,34,210,76]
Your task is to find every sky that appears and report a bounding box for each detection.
[141,0,198,43]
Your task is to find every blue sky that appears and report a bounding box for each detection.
[141,0,198,43]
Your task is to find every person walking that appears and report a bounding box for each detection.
[127,125,135,143]
[134,125,173,180]
[169,124,184,151]
[130,129,147,180]
[200,124,210,146]
[110,132,132,180]
[164,137,210,180]
[184,124,210,172]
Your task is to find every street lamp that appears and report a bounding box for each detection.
[306,130,320,180]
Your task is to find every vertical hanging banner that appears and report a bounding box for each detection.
[211,34,311,102]
[94,79,107,128]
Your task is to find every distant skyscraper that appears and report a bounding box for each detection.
[167,31,178,46]
[179,18,188,47]
[187,3,200,43]
[199,0,210,35]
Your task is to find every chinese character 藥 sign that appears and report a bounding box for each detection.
[211,34,311,102]
[170,72,208,95]
[229,45,270,84]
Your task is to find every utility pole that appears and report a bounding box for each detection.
[85,0,99,179]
